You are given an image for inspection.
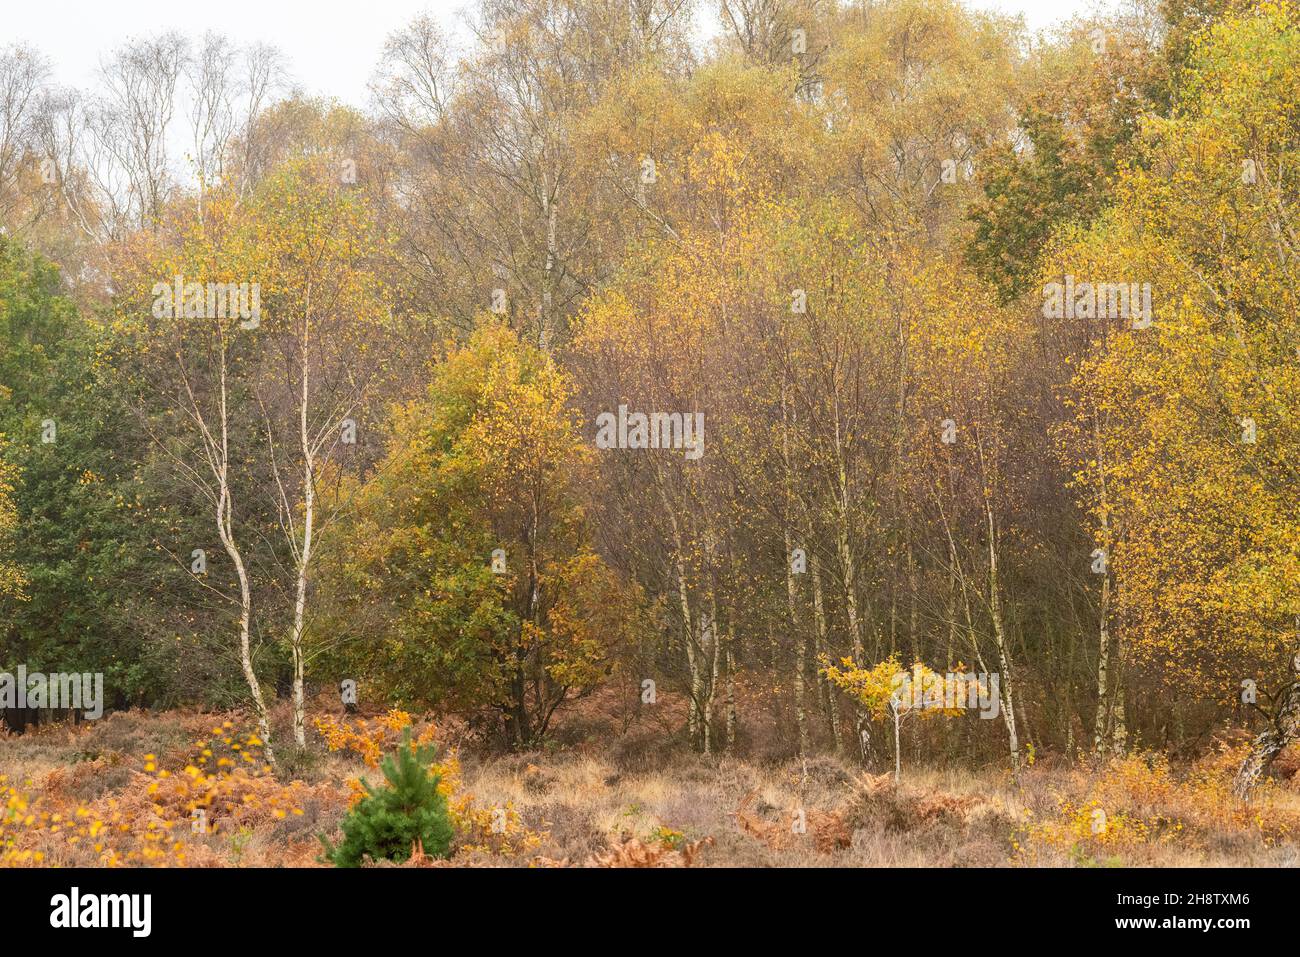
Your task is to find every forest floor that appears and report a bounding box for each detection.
[3,698,1299,868]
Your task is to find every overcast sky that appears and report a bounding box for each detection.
[8,0,1113,108]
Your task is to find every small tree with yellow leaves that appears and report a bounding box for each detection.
[822,655,973,784]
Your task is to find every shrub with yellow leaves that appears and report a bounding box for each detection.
[1,778,45,866]
[2,720,344,867]
[822,655,977,783]
[1014,749,1297,865]
[315,709,431,768]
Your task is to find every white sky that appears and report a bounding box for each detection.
[6,0,1109,108]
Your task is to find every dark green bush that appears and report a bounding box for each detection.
[321,730,454,867]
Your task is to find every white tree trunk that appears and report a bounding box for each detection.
[289,345,314,750]
[985,498,1019,775]
[810,550,842,751]
[211,354,275,765]
[1234,641,1300,799]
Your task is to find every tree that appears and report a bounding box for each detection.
[823,655,969,783]
[320,321,640,748]
[113,190,280,759]
[243,160,393,748]
[374,0,696,349]
[322,730,455,866]
[965,109,1104,303]
[1047,2,1300,793]
[0,453,24,602]
[965,6,1169,302]
[0,234,183,726]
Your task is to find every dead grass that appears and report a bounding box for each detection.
[3,704,1298,867]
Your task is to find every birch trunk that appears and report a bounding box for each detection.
[985,497,1020,774]
[1093,562,1112,756]
[725,621,737,751]
[211,353,275,765]
[892,707,902,784]
[780,382,808,755]
[1234,641,1300,799]
[660,483,700,747]
[1091,405,1115,756]
[289,343,313,750]
[218,478,275,766]
[810,550,841,751]
[785,529,809,756]
[702,582,721,754]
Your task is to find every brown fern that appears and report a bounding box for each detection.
[585,835,714,867]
